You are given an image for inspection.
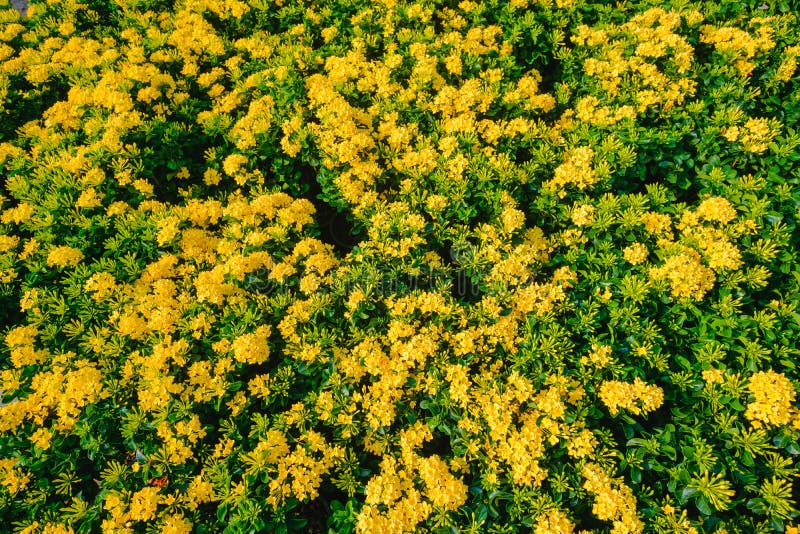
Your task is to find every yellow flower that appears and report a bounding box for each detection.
[161,515,192,534]
[132,178,154,197]
[567,429,597,459]
[599,378,664,416]
[695,197,736,224]
[46,246,84,267]
[702,368,724,385]
[248,374,271,399]
[5,325,37,348]
[571,204,596,226]
[739,118,775,153]
[582,463,643,532]
[445,364,471,408]
[745,370,796,428]
[545,146,598,196]
[30,428,53,450]
[0,458,30,495]
[226,391,248,417]
[223,153,248,176]
[204,167,223,185]
[649,250,715,300]
[623,243,648,265]
[444,51,462,75]
[0,234,19,252]
[184,475,216,510]
[641,211,672,236]
[129,486,161,522]
[321,26,338,43]
[0,203,34,225]
[417,454,468,510]
[75,187,104,209]
[500,207,525,233]
[534,509,575,534]
[85,272,117,300]
[232,325,272,365]
[584,344,613,367]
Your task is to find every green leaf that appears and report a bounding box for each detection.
[695,495,712,516]
[680,487,698,502]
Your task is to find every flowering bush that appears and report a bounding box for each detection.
[0,0,799,532]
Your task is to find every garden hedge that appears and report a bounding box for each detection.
[0,0,799,532]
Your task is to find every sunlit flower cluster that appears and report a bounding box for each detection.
[598,378,664,416]
[745,370,797,429]
[0,0,798,532]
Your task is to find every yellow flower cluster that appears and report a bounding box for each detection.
[571,204,596,226]
[599,377,664,416]
[745,370,797,428]
[84,271,117,300]
[46,245,84,267]
[0,0,796,531]
[19,523,74,534]
[648,195,744,300]
[575,95,635,128]
[103,486,193,532]
[357,449,467,533]
[0,357,106,433]
[0,457,30,495]
[622,243,648,265]
[5,324,44,368]
[582,463,643,533]
[583,343,613,368]
[267,438,341,508]
[129,486,162,522]
[573,8,697,112]
[534,508,576,534]
[649,250,715,301]
[641,211,672,237]
[231,325,272,365]
[695,197,737,224]
[567,428,598,459]
[775,45,800,82]
[722,117,777,153]
[702,368,725,385]
[700,20,775,76]
[545,146,597,197]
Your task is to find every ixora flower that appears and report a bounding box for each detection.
[745,370,797,428]
[622,242,648,264]
[599,377,664,416]
[1,0,800,532]
[649,250,716,300]
[545,146,598,196]
[582,462,644,533]
[45,246,83,267]
[695,196,737,224]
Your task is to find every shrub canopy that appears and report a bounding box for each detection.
[0,0,799,532]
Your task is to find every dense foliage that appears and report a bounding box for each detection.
[1,0,799,532]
